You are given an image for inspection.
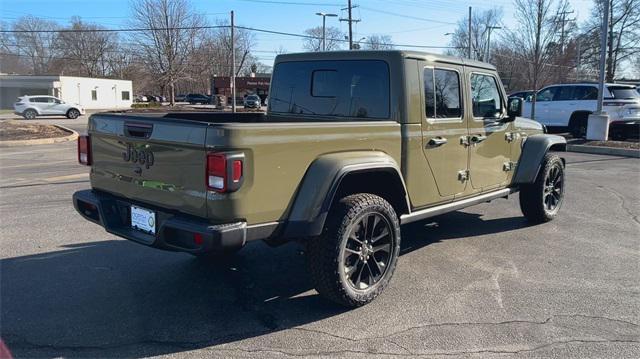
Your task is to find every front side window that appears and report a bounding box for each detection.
[121,91,130,100]
[537,87,557,101]
[269,60,390,119]
[31,97,48,103]
[470,73,502,118]
[91,90,97,101]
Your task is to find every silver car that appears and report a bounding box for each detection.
[14,95,85,120]
[243,94,262,109]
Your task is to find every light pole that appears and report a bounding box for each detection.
[485,26,501,61]
[315,12,338,51]
[587,0,610,140]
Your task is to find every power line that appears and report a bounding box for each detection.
[0,24,461,50]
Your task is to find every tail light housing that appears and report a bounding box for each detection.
[206,152,244,193]
[603,101,627,107]
[78,135,92,165]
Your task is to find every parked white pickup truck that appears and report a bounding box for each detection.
[521,83,640,138]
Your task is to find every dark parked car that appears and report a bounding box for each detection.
[185,94,210,104]
[175,94,186,102]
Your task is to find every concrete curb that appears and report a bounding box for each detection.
[567,144,640,158]
[0,125,78,147]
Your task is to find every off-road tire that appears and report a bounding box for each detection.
[23,109,37,120]
[519,153,565,223]
[306,193,401,307]
[569,113,589,138]
[67,108,80,119]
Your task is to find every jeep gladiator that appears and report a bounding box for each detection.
[73,51,566,307]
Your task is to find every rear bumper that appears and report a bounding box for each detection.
[72,189,247,254]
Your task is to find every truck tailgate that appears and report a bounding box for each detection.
[89,114,208,218]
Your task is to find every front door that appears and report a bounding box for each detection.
[468,71,511,190]
[421,65,469,198]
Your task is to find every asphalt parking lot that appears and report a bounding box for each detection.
[0,129,638,357]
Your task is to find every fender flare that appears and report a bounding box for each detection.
[282,151,409,239]
[512,134,566,184]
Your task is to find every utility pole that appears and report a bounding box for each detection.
[231,10,236,113]
[340,0,360,50]
[316,12,338,51]
[485,26,501,61]
[468,6,472,59]
[587,0,610,140]
[555,10,575,54]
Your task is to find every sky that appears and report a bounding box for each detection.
[0,0,594,66]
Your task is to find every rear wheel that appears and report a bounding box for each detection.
[519,153,565,223]
[67,108,80,119]
[306,193,401,307]
[23,109,37,120]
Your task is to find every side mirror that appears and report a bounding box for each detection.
[506,97,523,122]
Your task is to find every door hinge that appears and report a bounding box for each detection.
[457,170,470,182]
[460,136,470,147]
[505,132,521,142]
[503,162,516,172]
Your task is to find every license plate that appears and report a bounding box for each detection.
[131,205,156,234]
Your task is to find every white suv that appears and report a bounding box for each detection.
[14,96,85,120]
[521,83,640,137]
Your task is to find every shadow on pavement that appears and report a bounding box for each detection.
[0,210,531,357]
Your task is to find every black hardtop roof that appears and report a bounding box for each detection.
[274,50,496,71]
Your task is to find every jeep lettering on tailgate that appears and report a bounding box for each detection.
[122,143,154,169]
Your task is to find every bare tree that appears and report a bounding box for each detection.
[11,16,60,74]
[302,26,343,51]
[130,0,205,105]
[504,0,569,119]
[582,0,639,81]
[363,34,394,50]
[204,20,257,77]
[57,17,118,77]
[446,8,503,61]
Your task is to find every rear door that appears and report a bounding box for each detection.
[89,115,209,217]
[467,71,511,190]
[420,65,469,198]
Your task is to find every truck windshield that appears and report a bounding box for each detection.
[269,60,390,119]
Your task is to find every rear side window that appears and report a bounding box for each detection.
[424,68,462,119]
[573,86,598,100]
[607,86,639,99]
[470,73,502,118]
[269,60,390,119]
[434,69,461,118]
[31,97,48,103]
[554,86,575,101]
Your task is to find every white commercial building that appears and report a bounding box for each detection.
[0,75,133,110]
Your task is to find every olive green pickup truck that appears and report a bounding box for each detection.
[73,50,566,307]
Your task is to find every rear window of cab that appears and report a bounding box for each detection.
[269,60,390,120]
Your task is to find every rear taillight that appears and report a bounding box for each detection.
[604,101,627,107]
[206,152,244,192]
[78,135,92,165]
